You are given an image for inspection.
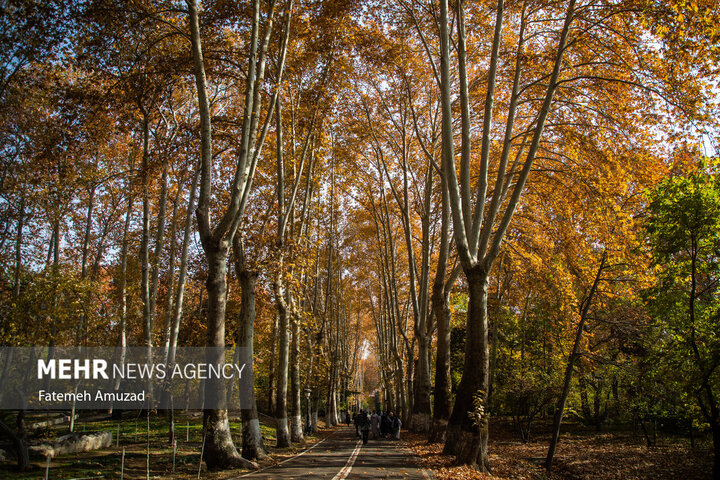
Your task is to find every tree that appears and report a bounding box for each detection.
[186,0,291,469]
[645,162,720,480]
[0,0,68,100]
[435,0,576,469]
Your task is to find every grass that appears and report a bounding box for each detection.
[0,410,319,479]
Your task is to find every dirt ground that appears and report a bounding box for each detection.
[407,419,713,480]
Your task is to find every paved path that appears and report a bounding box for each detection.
[235,425,432,479]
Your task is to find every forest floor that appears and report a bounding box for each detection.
[1,413,713,479]
[407,419,713,480]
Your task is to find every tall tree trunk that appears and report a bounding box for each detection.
[160,175,181,428]
[290,309,304,442]
[52,216,60,267]
[234,238,268,461]
[394,355,406,418]
[273,86,316,444]
[268,314,278,416]
[45,224,54,267]
[327,375,338,426]
[112,187,133,418]
[545,252,606,469]
[273,94,291,447]
[430,282,454,435]
[430,175,452,442]
[162,172,182,358]
[711,417,720,480]
[202,242,256,470]
[405,339,414,424]
[138,109,155,405]
[488,321,499,406]
[443,267,491,472]
[149,161,169,335]
[412,333,431,430]
[13,195,24,299]
[91,219,110,279]
[274,261,291,447]
[81,185,95,279]
[168,167,200,362]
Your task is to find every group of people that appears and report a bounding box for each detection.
[348,410,401,444]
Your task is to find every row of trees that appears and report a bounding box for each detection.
[344,0,718,475]
[0,0,718,476]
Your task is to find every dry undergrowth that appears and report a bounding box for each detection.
[406,421,712,480]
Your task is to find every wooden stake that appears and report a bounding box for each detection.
[146,411,150,480]
[121,447,125,480]
[44,455,50,480]
[197,433,206,479]
[172,439,177,473]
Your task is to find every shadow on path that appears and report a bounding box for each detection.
[234,426,431,479]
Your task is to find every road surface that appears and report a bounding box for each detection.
[235,425,433,479]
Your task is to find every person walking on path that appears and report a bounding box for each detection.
[370,410,380,439]
[392,414,402,440]
[353,411,360,437]
[381,412,392,439]
[360,411,370,445]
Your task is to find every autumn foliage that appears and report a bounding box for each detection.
[0,0,719,477]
